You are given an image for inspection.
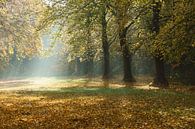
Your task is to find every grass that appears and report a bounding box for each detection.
[0,77,194,129]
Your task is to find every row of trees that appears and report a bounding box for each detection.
[39,0,194,86]
[0,0,194,86]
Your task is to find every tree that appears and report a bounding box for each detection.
[39,0,118,79]
[100,2,110,80]
[153,0,195,85]
[0,0,42,71]
[151,0,168,87]
[107,0,148,82]
[156,0,194,64]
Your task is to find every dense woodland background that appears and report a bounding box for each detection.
[0,0,194,86]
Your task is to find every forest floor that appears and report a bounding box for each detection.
[0,77,194,129]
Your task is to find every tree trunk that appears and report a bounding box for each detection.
[153,57,168,86]
[102,42,110,79]
[83,59,93,76]
[75,57,81,75]
[101,7,110,80]
[119,30,135,82]
[152,1,168,87]
[84,13,94,77]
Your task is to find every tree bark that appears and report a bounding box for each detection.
[152,1,168,87]
[101,6,110,80]
[119,29,135,82]
[153,57,168,86]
